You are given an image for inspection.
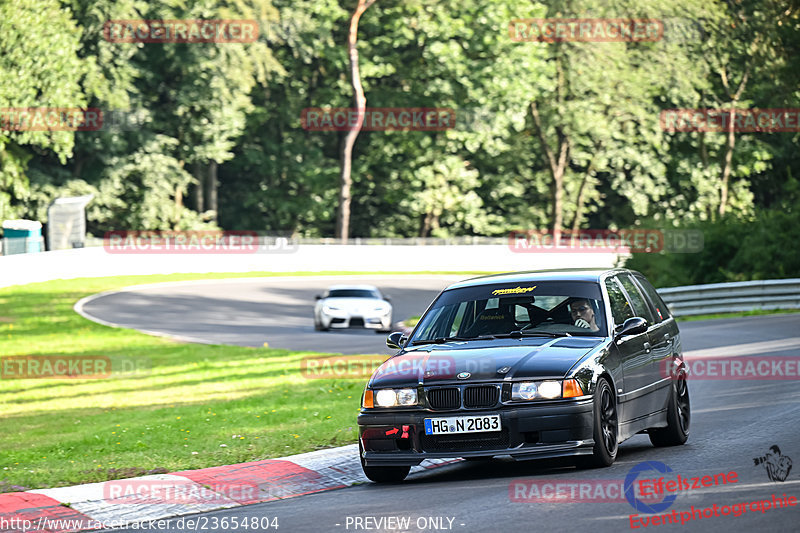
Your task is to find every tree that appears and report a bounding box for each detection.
[0,0,90,221]
[693,0,796,216]
[337,0,377,242]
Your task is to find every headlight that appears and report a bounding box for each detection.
[512,382,537,400]
[322,305,341,314]
[511,379,584,400]
[375,389,397,407]
[396,388,417,405]
[370,388,418,408]
[538,380,561,399]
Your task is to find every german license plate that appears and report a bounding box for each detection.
[424,415,501,435]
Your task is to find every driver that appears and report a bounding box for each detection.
[569,298,600,332]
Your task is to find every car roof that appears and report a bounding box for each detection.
[326,284,380,291]
[444,268,635,291]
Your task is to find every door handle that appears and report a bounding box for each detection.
[644,342,651,352]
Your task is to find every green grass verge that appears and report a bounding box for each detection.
[676,308,800,322]
[0,271,488,492]
[401,315,422,328]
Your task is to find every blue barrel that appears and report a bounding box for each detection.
[2,220,44,254]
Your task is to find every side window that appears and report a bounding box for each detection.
[605,278,634,327]
[417,307,447,339]
[450,302,468,336]
[634,275,672,322]
[514,305,530,323]
[619,274,655,324]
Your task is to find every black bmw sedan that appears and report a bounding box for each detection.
[358,269,690,482]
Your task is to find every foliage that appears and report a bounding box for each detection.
[0,0,798,273]
[625,178,800,286]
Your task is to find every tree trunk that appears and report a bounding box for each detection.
[192,162,204,212]
[570,147,600,234]
[571,174,590,235]
[530,101,569,243]
[717,66,749,217]
[205,160,218,222]
[719,108,735,217]
[336,0,377,242]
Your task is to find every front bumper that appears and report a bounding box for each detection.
[358,399,594,466]
[321,311,392,330]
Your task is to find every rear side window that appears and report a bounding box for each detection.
[634,275,672,321]
[605,278,634,327]
[618,274,655,324]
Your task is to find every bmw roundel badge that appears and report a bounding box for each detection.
[457,372,471,380]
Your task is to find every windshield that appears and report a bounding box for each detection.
[327,289,380,299]
[410,281,607,343]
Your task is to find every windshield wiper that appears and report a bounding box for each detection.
[493,331,572,338]
[410,335,494,345]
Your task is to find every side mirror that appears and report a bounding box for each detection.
[615,317,648,340]
[315,295,322,300]
[383,296,392,303]
[386,331,407,350]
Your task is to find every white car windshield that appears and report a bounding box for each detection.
[327,289,380,299]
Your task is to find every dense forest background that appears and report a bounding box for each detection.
[1,0,798,285]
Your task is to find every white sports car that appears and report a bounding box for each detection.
[314,285,393,332]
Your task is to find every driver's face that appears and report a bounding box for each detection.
[570,301,593,320]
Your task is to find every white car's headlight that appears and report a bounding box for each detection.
[373,388,417,407]
[322,305,341,314]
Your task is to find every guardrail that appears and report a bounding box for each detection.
[79,235,511,247]
[657,279,800,317]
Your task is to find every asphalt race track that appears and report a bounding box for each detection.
[79,275,465,354]
[81,278,800,533]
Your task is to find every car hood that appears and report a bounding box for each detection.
[369,337,605,388]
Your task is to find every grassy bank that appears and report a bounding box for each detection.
[0,271,479,492]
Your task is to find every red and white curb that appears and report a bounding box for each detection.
[0,444,461,532]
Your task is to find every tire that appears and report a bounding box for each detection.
[359,443,410,483]
[578,377,618,468]
[649,370,690,447]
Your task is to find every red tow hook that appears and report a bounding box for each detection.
[385,426,410,438]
